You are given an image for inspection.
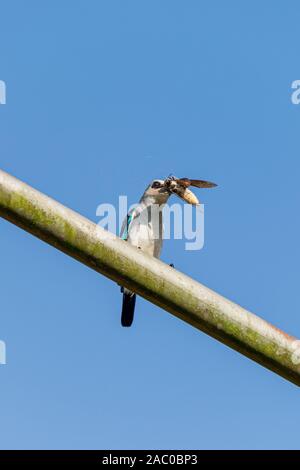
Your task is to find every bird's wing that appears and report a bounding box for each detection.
[120,207,141,241]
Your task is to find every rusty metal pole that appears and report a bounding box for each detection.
[0,168,299,385]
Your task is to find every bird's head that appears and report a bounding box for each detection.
[142,179,171,204]
[142,175,217,206]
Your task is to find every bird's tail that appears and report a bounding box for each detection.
[121,290,136,327]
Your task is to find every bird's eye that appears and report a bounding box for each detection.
[151,181,161,189]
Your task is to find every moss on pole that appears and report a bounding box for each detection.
[0,168,299,386]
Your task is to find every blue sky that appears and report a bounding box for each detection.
[1,0,300,449]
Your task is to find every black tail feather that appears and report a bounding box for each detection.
[121,293,136,327]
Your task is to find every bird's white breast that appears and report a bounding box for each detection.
[127,208,163,258]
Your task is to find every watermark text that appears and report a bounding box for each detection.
[0,80,6,104]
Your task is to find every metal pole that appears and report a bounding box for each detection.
[0,168,299,385]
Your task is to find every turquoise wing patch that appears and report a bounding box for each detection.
[121,213,133,241]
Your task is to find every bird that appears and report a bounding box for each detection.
[120,175,217,327]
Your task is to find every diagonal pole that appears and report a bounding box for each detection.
[0,168,299,386]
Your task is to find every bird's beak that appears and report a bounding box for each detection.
[159,186,172,195]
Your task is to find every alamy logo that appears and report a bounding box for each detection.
[0,80,6,104]
[0,340,6,364]
[96,196,205,251]
[291,80,300,105]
